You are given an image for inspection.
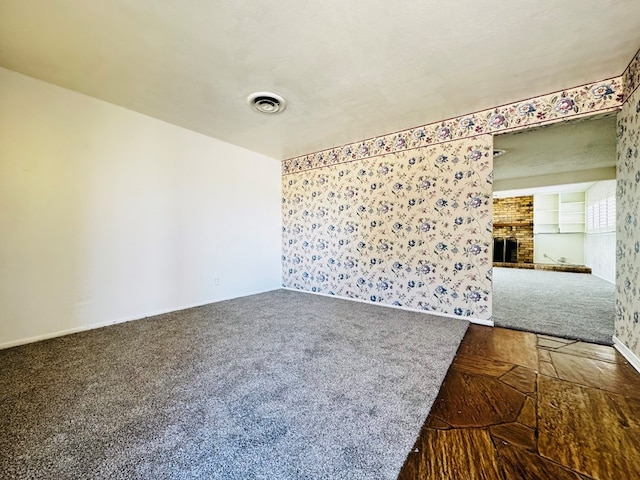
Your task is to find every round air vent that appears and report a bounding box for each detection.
[493,149,506,157]
[247,92,287,114]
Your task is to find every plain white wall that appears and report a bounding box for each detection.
[533,234,585,265]
[0,67,282,348]
[533,193,585,265]
[584,234,615,282]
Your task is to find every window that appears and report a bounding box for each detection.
[586,196,615,232]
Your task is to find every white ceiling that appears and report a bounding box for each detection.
[1,1,639,160]
[493,114,617,196]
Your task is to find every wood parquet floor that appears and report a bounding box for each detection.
[397,325,640,480]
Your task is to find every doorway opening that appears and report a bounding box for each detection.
[491,114,616,344]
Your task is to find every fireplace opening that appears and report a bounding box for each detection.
[493,236,518,263]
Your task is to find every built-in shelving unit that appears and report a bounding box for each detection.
[533,192,585,234]
[533,194,559,234]
[560,192,586,233]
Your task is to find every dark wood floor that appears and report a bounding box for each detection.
[397,325,640,480]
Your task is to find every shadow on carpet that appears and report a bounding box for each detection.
[0,289,468,479]
[492,268,614,345]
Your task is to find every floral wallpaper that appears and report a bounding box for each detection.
[281,48,639,328]
[623,48,640,101]
[616,51,640,358]
[282,136,493,320]
[283,77,623,175]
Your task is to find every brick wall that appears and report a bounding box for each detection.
[493,196,534,263]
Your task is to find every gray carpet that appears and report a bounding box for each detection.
[492,267,615,344]
[0,289,468,480]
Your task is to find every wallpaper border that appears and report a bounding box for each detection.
[283,76,623,175]
[623,47,640,100]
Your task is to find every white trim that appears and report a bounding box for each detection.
[590,272,615,284]
[282,287,493,326]
[0,287,279,350]
[613,335,640,374]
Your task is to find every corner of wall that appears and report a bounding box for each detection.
[613,336,640,374]
[622,47,640,102]
[614,45,640,361]
[0,68,283,348]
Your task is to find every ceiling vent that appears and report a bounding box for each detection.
[493,149,506,157]
[247,92,287,114]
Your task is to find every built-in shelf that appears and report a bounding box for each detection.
[534,192,585,234]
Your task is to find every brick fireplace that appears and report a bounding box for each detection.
[493,196,534,264]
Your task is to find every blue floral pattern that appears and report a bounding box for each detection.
[616,57,640,358]
[283,77,623,174]
[282,136,493,320]
[281,47,640,351]
[623,48,640,101]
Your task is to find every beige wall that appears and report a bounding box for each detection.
[615,56,640,362]
[0,68,282,348]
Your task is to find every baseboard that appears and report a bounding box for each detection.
[0,286,280,350]
[281,287,493,326]
[613,335,640,374]
[590,272,615,284]
[1,323,117,350]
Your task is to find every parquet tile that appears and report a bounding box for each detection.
[398,327,640,480]
[538,337,570,349]
[556,341,624,364]
[398,428,502,480]
[516,396,536,428]
[457,325,538,369]
[538,360,558,378]
[538,348,552,363]
[500,366,536,394]
[550,351,640,399]
[537,334,575,345]
[452,353,514,377]
[538,375,640,480]
[429,368,525,427]
[497,445,583,480]
[490,422,537,451]
[423,416,451,430]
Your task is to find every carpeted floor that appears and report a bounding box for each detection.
[492,267,615,345]
[0,289,468,480]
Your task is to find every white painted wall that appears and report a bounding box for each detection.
[0,68,282,349]
[584,180,616,283]
[533,234,584,265]
[533,192,585,265]
[585,234,616,282]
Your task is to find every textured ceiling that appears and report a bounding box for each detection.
[494,115,617,180]
[493,115,617,195]
[1,1,639,160]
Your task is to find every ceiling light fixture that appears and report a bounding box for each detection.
[247,92,287,114]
